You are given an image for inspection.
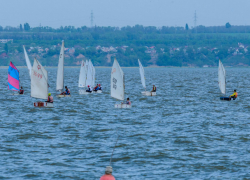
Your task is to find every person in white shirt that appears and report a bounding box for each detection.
[86,85,92,92]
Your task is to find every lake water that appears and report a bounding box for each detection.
[1,67,250,179]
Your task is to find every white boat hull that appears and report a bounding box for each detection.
[34,102,54,108]
[115,104,132,108]
[92,90,102,93]
[79,89,92,94]
[141,91,156,96]
[57,94,71,98]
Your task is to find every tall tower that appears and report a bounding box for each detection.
[91,10,94,28]
[194,10,197,33]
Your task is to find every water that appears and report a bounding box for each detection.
[1,67,250,179]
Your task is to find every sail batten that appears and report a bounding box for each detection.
[56,40,64,91]
[23,46,32,78]
[138,59,146,89]
[31,58,48,100]
[8,62,20,91]
[218,60,226,94]
[111,59,124,101]
[78,60,87,87]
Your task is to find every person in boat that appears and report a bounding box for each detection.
[86,85,92,92]
[19,86,24,94]
[229,89,238,100]
[93,84,99,91]
[46,93,53,103]
[98,84,102,91]
[122,97,131,105]
[100,166,115,180]
[61,86,70,95]
[151,85,156,92]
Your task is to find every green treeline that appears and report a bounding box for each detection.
[1,24,250,67]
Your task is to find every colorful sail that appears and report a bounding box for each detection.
[8,61,20,91]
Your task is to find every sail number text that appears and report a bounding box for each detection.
[33,71,43,79]
[113,78,117,89]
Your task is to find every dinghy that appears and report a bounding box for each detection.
[111,58,131,108]
[8,62,22,95]
[23,45,32,78]
[78,60,88,94]
[31,58,53,108]
[56,41,71,97]
[138,59,156,96]
[218,60,230,101]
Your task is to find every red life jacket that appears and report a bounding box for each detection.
[100,174,115,180]
[19,90,24,94]
[235,92,238,98]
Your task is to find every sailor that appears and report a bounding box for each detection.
[94,84,99,91]
[98,84,102,90]
[151,85,156,92]
[229,89,238,100]
[46,93,53,103]
[86,85,92,92]
[61,86,70,95]
[126,98,131,105]
[100,166,115,180]
[19,86,24,94]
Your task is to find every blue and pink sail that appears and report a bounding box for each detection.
[8,61,20,91]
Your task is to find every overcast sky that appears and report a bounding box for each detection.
[0,0,249,28]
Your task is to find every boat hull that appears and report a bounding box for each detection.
[142,91,156,96]
[34,102,54,108]
[57,95,71,98]
[220,97,231,101]
[79,90,92,94]
[115,104,132,108]
[92,90,102,93]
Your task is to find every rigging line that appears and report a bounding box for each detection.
[110,133,119,166]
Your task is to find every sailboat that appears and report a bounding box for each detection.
[78,60,87,94]
[138,59,156,96]
[23,45,32,78]
[111,58,131,108]
[218,60,230,101]
[56,40,70,97]
[31,58,53,107]
[8,62,22,95]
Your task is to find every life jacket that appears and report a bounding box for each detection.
[153,86,156,91]
[19,89,24,94]
[100,174,115,180]
[49,96,53,102]
[235,92,238,98]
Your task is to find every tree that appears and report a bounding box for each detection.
[185,23,189,30]
[226,22,231,28]
[24,23,30,31]
[20,24,23,31]
[4,43,8,53]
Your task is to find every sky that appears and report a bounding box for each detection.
[0,0,249,28]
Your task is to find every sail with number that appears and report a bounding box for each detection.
[138,59,146,90]
[111,58,124,101]
[56,40,64,91]
[8,62,20,91]
[78,60,87,87]
[218,60,226,94]
[86,60,93,87]
[31,58,48,100]
[23,46,32,78]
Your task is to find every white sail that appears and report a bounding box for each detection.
[111,58,124,101]
[78,60,87,87]
[23,45,32,78]
[218,60,226,94]
[56,40,64,91]
[31,58,48,100]
[86,60,89,71]
[138,59,146,89]
[92,62,95,87]
[86,60,93,87]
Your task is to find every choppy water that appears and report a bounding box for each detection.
[1,67,250,179]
